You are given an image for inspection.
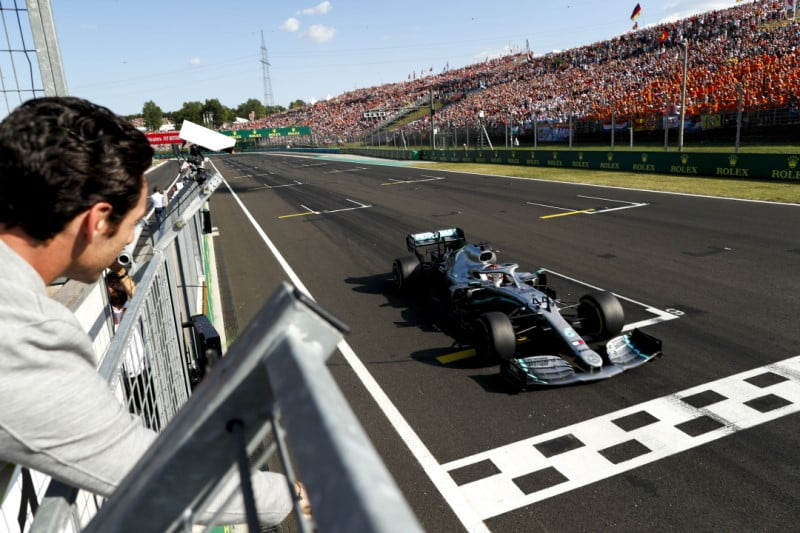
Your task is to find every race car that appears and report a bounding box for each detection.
[391,227,662,388]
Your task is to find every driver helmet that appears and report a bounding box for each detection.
[486,263,504,287]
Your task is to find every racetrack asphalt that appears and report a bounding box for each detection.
[161,153,800,532]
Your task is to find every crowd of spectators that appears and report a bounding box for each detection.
[246,0,798,144]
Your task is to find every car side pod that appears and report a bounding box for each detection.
[499,328,663,389]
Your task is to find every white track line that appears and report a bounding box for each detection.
[211,162,489,533]
[526,201,576,212]
[544,268,679,330]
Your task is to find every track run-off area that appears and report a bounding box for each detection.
[188,152,800,532]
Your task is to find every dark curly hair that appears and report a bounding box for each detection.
[0,97,154,241]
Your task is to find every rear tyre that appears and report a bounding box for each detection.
[392,256,419,292]
[578,291,624,341]
[473,312,516,361]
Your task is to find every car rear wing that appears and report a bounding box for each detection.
[406,227,466,261]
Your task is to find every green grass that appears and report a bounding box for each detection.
[407,162,800,204]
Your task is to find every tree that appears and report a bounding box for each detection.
[201,98,232,128]
[289,99,306,109]
[264,105,287,116]
[173,101,204,129]
[142,101,163,131]
[235,99,266,120]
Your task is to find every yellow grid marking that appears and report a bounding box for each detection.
[437,348,477,364]
[540,208,595,220]
[278,211,318,219]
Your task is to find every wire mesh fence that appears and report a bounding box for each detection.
[0,0,66,119]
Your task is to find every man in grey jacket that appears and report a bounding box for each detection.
[0,97,294,526]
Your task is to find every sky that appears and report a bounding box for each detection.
[46,0,749,117]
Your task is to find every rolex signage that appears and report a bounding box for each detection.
[340,148,800,182]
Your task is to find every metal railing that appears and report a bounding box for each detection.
[84,282,422,532]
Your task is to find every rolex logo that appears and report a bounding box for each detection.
[578,152,584,161]
[681,154,689,165]
[641,153,649,163]
[607,152,614,161]
[729,154,738,166]
[789,156,798,169]
[552,152,558,160]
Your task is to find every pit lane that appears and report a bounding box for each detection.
[197,152,800,532]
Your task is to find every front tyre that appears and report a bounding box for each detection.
[392,256,419,292]
[578,291,624,341]
[473,312,516,361]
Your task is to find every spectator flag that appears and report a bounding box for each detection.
[630,3,642,21]
[658,30,669,43]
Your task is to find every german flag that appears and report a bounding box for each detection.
[658,30,669,44]
[630,3,642,21]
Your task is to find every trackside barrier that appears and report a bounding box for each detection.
[341,148,800,181]
[26,168,422,531]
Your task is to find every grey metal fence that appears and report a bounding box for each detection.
[382,103,800,151]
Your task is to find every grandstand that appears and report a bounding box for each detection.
[248,0,799,148]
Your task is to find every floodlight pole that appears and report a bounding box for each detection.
[478,110,484,150]
[664,95,669,151]
[678,40,689,153]
[610,106,615,150]
[735,82,743,154]
[429,88,435,151]
[568,113,573,148]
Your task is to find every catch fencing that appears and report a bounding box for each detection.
[0,0,67,118]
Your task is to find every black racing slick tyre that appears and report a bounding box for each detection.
[473,312,516,361]
[578,291,625,341]
[392,256,419,292]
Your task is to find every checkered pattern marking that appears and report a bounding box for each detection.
[442,356,800,520]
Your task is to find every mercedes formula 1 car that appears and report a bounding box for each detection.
[392,228,662,388]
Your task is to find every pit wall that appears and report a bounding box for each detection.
[340,148,800,181]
